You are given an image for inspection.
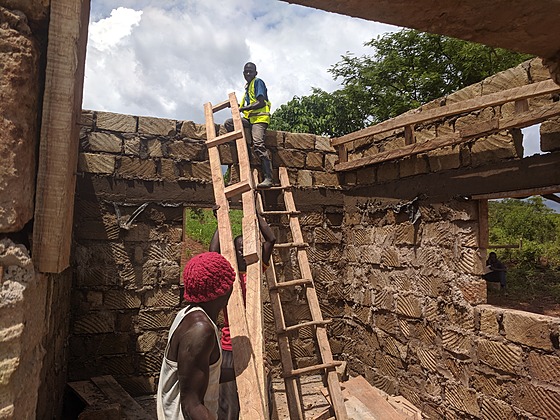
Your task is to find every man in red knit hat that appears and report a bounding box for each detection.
[157,252,236,420]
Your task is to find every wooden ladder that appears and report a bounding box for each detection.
[256,167,348,420]
[204,93,268,419]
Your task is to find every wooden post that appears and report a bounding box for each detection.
[33,0,91,273]
[478,199,489,263]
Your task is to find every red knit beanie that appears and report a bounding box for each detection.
[183,252,235,303]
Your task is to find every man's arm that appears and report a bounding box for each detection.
[209,205,220,253]
[176,318,218,420]
[258,213,275,266]
[239,95,265,112]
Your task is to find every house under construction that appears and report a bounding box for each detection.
[1,0,560,419]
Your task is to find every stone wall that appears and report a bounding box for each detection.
[0,2,71,419]
[69,110,341,395]
[333,196,560,419]
[71,101,560,419]
[341,58,556,187]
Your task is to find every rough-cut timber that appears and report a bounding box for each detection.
[32,0,90,273]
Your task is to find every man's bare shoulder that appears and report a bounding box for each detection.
[175,309,215,341]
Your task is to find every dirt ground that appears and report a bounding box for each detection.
[487,285,560,317]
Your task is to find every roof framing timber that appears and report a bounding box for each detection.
[335,99,560,172]
[346,152,560,202]
[331,80,560,147]
[279,0,560,59]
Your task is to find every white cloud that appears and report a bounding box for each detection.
[83,0,398,123]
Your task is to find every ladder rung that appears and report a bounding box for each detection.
[283,361,342,378]
[212,99,231,112]
[274,242,308,249]
[206,129,243,148]
[269,278,312,290]
[261,210,300,216]
[257,185,291,191]
[224,180,252,198]
[279,319,332,335]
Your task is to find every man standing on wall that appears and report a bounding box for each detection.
[224,62,273,188]
[157,252,235,420]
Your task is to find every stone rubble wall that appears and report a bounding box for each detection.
[69,111,342,394]
[342,58,559,187]
[0,5,41,232]
[0,2,71,420]
[0,239,47,419]
[334,196,560,419]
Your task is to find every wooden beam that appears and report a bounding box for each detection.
[347,152,560,202]
[335,100,560,172]
[33,0,90,273]
[471,185,560,200]
[542,193,560,204]
[332,79,560,147]
[478,200,489,250]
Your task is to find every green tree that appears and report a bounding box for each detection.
[488,197,560,267]
[271,29,533,136]
[270,88,365,137]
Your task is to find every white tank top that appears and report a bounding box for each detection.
[156,306,222,419]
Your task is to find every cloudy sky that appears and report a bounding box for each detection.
[82,0,549,187]
[83,0,398,124]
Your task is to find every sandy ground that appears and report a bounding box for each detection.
[134,374,331,419]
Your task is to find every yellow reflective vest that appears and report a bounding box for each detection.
[240,78,271,124]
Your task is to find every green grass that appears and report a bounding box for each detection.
[505,266,560,302]
[184,208,243,247]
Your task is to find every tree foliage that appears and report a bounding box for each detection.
[270,29,533,136]
[489,197,560,267]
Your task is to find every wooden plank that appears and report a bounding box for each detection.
[404,125,415,145]
[471,184,560,200]
[338,144,348,164]
[335,100,560,172]
[348,151,560,203]
[341,376,404,420]
[89,376,152,420]
[477,200,489,254]
[204,102,267,420]
[387,396,422,420]
[33,0,90,273]
[212,99,231,112]
[279,167,348,420]
[332,79,560,146]
[543,193,560,204]
[224,180,252,198]
[67,380,109,406]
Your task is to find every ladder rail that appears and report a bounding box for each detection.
[256,186,305,419]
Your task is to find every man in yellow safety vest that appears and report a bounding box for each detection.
[224,62,273,188]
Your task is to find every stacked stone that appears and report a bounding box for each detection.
[342,58,559,187]
[328,196,560,419]
[77,111,340,192]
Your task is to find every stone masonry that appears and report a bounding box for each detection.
[1,2,560,417]
[68,58,560,418]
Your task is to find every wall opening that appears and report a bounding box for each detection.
[483,195,560,317]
